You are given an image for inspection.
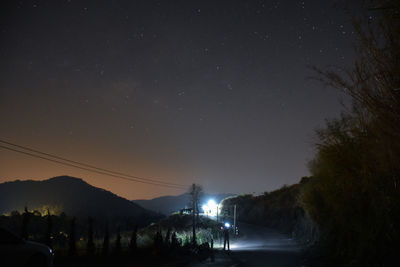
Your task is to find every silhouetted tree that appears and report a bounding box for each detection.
[21,206,30,240]
[164,228,171,246]
[87,217,95,255]
[129,225,137,253]
[102,222,109,256]
[210,238,215,262]
[115,225,121,254]
[183,234,192,247]
[60,211,67,220]
[303,1,400,265]
[45,209,52,248]
[68,217,76,256]
[171,232,179,249]
[154,228,163,250]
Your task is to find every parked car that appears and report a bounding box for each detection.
[0,227,54,267]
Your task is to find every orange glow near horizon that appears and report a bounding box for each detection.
[0,145,188,200]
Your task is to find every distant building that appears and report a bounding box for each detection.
[179,208,193,215]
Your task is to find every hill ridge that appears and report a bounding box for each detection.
[0,176,162,226]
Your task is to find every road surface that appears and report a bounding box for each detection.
[193,222,305,266]
[229,222,304,266]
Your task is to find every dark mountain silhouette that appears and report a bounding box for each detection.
[0,176,162,225]
[133,193,233,215]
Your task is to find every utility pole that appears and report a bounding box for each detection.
[216,204,219,222]
[191,183,196,246]
[233,204,236,235]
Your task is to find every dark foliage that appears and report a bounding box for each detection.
[129,225,137,252]
[21,206,30,239]
[1,209,216,266]
[114,225,122,254]
[87,217,95,255]
[153,228,163,250]
[68,217,76,256]
[302,1,400,265]
[102,222,109,256]
[164,227,171,246]
[221,183,309,235]
[171,231,179,249]
[45,209,52,248]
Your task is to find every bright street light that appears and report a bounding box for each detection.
[202,199,218,216]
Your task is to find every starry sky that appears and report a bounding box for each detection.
[0,0,356,199]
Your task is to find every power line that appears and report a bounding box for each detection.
[0,140,186,189]
[0,145,186,189]
[0,139,185,187]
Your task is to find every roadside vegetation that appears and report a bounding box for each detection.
[0,208,218,266]
[220,178,319,248]
[300,1,400,265]
[220,181,312,237]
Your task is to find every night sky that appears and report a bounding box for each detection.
[0,0,355,199]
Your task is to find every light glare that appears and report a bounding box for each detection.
[202,199,218,216]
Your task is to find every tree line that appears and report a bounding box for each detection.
[300,0,400,265]
[1,206,216,265]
